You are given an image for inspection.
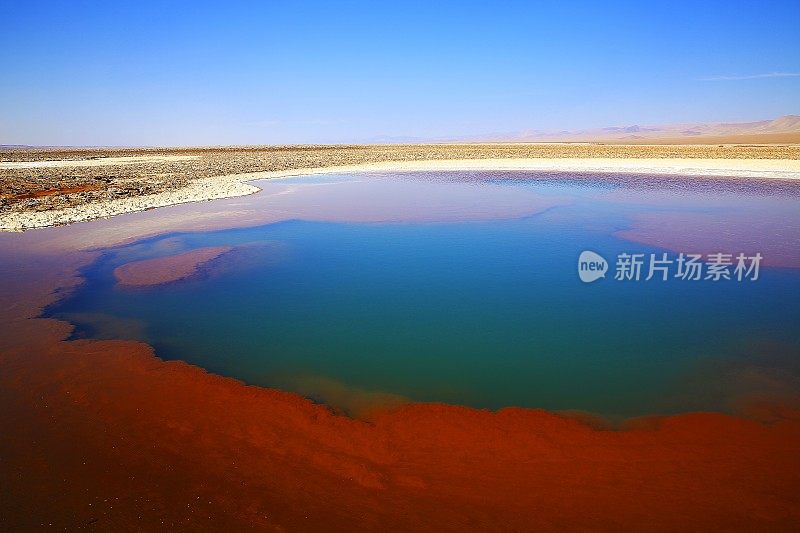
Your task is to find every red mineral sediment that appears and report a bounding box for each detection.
[2,323,799,530]
[1,206,799,531]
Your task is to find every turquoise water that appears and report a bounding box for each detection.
[49,172,800,417]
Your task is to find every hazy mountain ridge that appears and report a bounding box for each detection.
[374,115,800,144]
[467,115,800,143]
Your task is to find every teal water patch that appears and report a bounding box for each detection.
[48,172,800,418]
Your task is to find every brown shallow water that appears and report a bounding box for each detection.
[113,246,233,286]
[2,173,800,530]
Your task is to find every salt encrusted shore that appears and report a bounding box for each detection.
[0,154,200,169]
[2,154,800,231]
[0,174,262,231]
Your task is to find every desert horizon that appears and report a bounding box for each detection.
[4,113,800,149]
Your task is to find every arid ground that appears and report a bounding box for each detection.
[3,143,799,216]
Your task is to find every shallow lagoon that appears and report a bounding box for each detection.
[50,172,800,418]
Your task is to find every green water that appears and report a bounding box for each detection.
[50,172,800,417]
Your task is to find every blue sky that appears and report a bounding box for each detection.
[2,0,799,146]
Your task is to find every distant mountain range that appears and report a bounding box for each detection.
[4,116,799,149]
[489,115,800,143]
[368,115,800,144]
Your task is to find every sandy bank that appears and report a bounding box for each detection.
[2,157,799,231]
[113,246,232,286]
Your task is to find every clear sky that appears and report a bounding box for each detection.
[2,0,799,146]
